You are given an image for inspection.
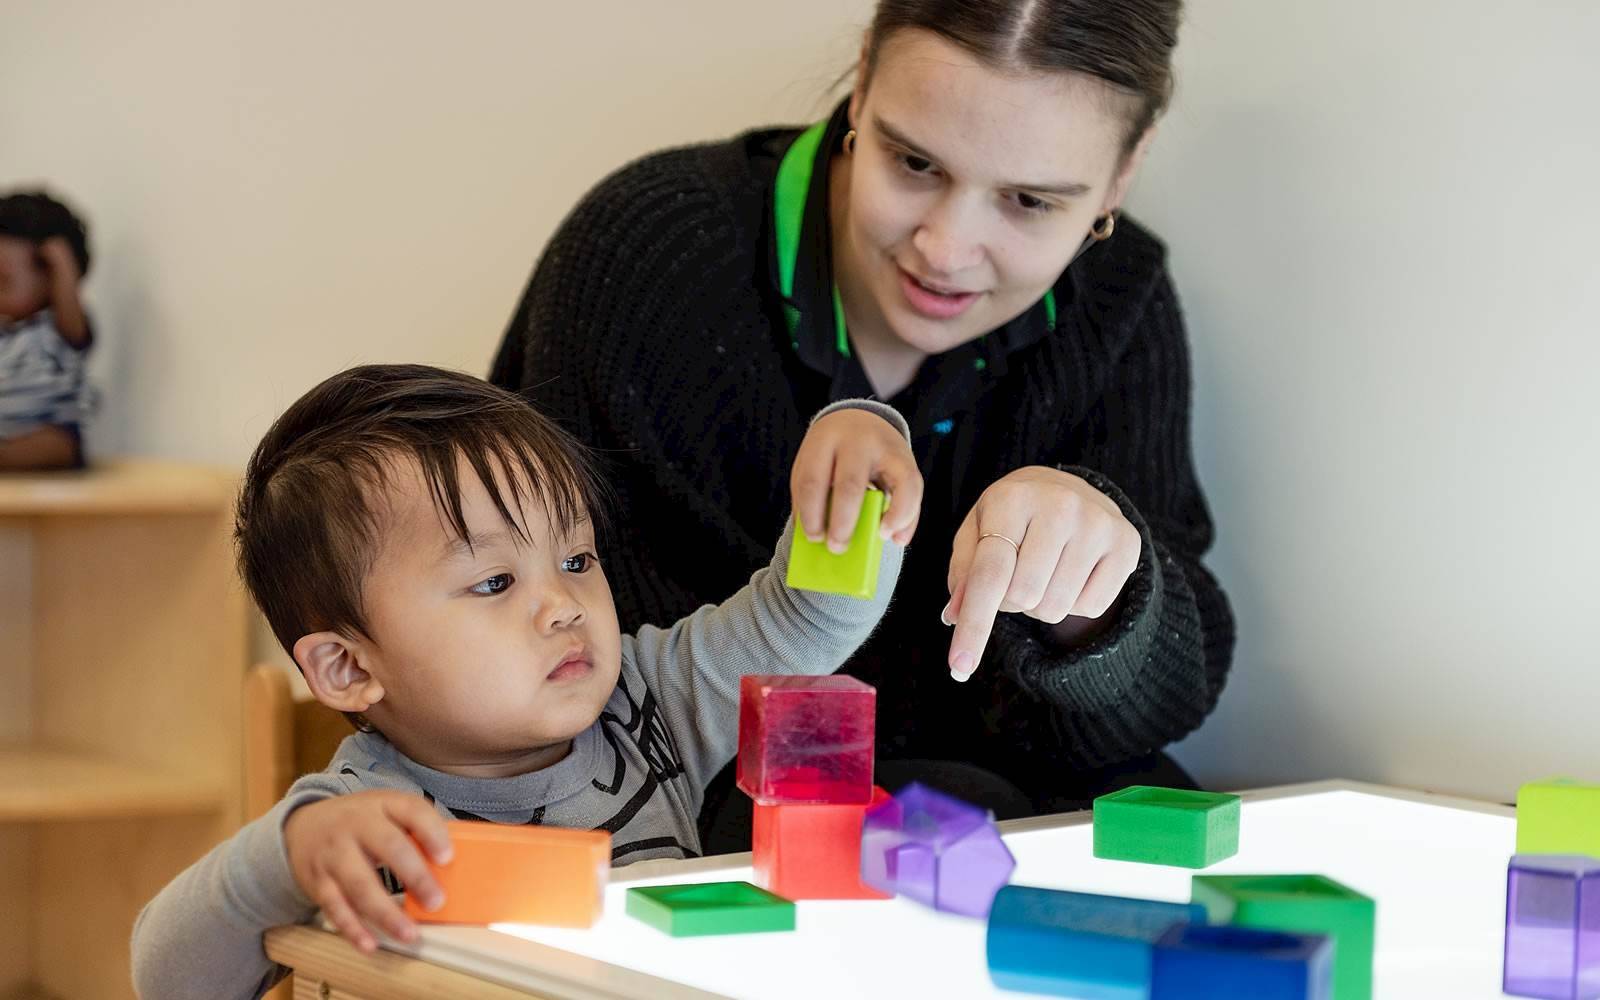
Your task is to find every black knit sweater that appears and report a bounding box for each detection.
[490,119,1235,805]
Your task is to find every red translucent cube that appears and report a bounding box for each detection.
[753,786,893,900]
[737,675,875,804]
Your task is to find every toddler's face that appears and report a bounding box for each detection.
[357,455,622,774]
[0,236,49,322]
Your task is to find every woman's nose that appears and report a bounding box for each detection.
[912,197,984,276]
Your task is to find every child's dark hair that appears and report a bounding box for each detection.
[0,190,91,276]
[236,364,610,684]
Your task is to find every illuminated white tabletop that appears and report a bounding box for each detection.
[388,781,1515,1000]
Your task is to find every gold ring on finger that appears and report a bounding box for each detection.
[977,532,1022,557]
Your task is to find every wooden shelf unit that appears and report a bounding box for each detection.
[1,458,247,999]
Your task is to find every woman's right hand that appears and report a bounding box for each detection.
[283,791,454,953]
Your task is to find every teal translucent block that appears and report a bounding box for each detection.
[986,885,1205,999]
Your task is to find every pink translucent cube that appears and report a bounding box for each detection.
[737,675,875,805]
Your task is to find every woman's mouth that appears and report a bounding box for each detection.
[898,267,981,320]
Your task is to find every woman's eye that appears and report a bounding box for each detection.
[562,553,596,573]
[897,153,935,175]
[470,573,513,596]
[1013,192,1054,214]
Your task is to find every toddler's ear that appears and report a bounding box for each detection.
[293,631,385,713]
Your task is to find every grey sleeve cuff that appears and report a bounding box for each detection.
[812,398,913,444]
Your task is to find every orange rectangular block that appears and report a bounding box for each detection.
[403,820,611,927]
[753,785,892,900]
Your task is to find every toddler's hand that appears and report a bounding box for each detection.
[37,237,81,286]
[283,791,454,954]
[791,408,922,551]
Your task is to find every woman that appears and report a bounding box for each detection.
[491,0,1234,852]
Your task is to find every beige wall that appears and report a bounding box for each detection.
[1,0,862,467]
[6,2,1596,802]
[1149,1,1600,801]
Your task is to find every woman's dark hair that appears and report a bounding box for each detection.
[0,190,92,276]
[862,0,1181,155]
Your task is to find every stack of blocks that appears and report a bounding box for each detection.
[623,504,901,937]
[1506,778,1600,999]
[739,674,887,901]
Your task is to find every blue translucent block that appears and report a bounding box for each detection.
[986,885,1206,999]
[1151,923,1333,1000]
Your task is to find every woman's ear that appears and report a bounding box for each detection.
[848,36,871,129]
[1103,125,1161,216]
[293,631,385,714]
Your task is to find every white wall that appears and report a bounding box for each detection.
[0,0,863,463]
[4,2,1595,802]
[1151,1,1600,801]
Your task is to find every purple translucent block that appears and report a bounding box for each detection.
[1504,854,1600,1000]
[737,675,875,804]
[860,782,1016,917]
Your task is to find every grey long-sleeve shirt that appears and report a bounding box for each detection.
[131,400,907,1000]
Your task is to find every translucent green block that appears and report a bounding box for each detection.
[625,881,796,937]
[1516,777,1600,857]
[786,488,885,599]
[1191,874,1375,1000]
[1092,786,1241,868]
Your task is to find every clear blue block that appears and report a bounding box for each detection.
[986,886,1206,999]
[1152,923,1333,1000]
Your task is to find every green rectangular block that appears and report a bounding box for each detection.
[1192,874,1375,1000]
[1092,785,1241,869]
[625,881,795,937]
[1516,776,1600,856]
[785,487,886,599]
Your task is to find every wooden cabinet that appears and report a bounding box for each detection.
[1,459,247,999]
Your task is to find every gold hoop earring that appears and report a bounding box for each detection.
[1091,212,1116,241]
[843,129,858,154]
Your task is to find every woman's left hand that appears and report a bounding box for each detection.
[943,466,1141,681]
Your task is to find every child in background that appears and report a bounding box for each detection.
[131,363,921,1000]
[0,190,94,470]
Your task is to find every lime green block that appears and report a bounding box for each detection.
[625,881,795,937]
[1192,874,1375,1000]
[1516,777,1600,856]
[786,488,886,599]
[1092,785,1241,868]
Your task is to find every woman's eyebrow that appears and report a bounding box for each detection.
[874,113,1091,197]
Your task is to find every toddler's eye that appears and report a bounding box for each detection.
[562,553,596,573]
[898,153,934,175]
[470,573,513,596]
